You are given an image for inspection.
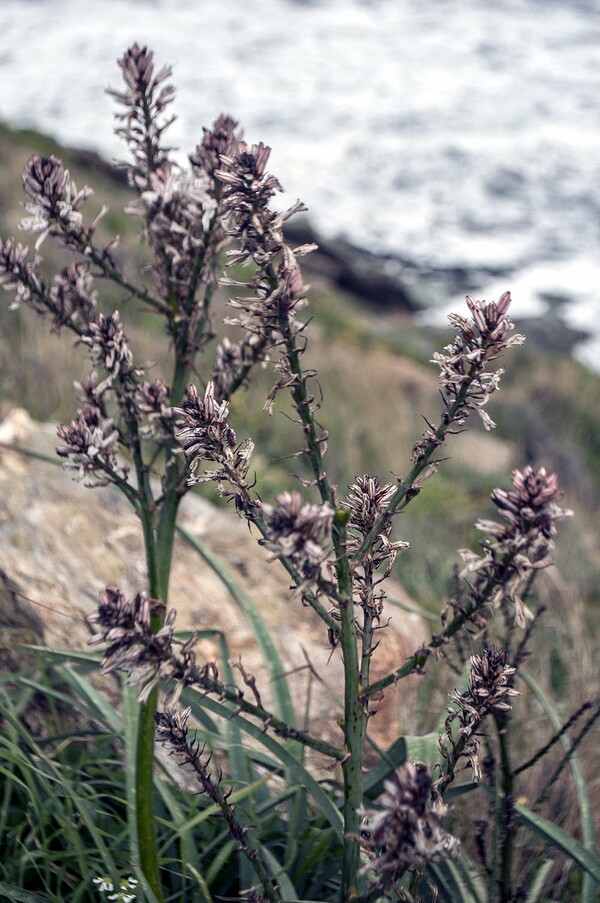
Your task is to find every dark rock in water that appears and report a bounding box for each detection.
[284,217,514,313]
[65,145,129,184]
[284,218,419,312]
[517,315,589,356]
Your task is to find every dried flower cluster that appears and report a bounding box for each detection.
[83,312,134,384]
[459,466,572,627]
[56,403,126,486]
[0,237,98,334]
[134,378,174,442]
[0,237,42,313]
[345,475,409,613]
[439,647,519,785]
[20,153,95,250]
[86,587,183,701]
[87,586,227,711]
[50,262,98,328]
[9,152,118,308]
[213,139,317,410]
[53,309,157,484]
[361,762,459,889]
[175,382,255,505]
[110,46,242,359]
[109,43,176,192]
[261,490,333,583]
[412,293,524,469]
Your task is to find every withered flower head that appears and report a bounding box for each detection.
[56,403,126,485]
[175,383,254,504]
[20,154,93,248]
[442,647,519,783]
[74,372,105,406]
[115,43,172,102]
[190,114,241,178]
[460,647,518,713]
[134,379,174,442]
[460,466,572,626]
[135,378,171,415]
[218,140,273,187]
[175,382,236,466]
[22,154,69,209]
[262,491,333,581]
[0,237,43,310]
[346,476,396,537]
[154,705,193,751]
[211,336,245,400]
[345,475,409,613]
[216,141,283,253]
[50,262,97,328]
[109,44,175,189]
[87,587,176,693]
[431,291,524,432]
[82,311,134,381]
[345,475,408,561]
[488,466,567,541]
[361,762,459,886]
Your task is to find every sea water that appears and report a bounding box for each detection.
[0,0,599,363]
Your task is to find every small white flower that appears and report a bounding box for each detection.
[92,875,114,892]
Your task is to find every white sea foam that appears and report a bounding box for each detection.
[0,0,599,359]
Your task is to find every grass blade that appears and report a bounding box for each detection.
[122,683,142,875]
[180,687,344,839]
[0,884,51,903]
[514,802,600,885]
[58,663,122,731]
[260,846,299,901]
[519,669,597,902]
[363,732,441,799]
[0,691,123,890]
[427,858,482,903]
[524,859,555,903]
[177,525,297,727]
[213,630,258,892]
[153,777,203,899]
[19,645,103,672]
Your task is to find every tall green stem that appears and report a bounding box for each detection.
[495,713,515,903]
[134,348,190,898]
[335,518,366,902]
[136,502,163,900]
[274,288,368,898]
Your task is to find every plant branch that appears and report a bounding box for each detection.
[178,662,344,762]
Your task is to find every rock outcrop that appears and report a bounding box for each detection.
[0,408,427,750]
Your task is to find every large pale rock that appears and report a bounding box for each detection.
[0,408,427,751]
